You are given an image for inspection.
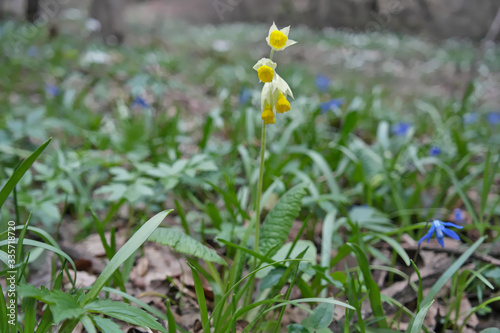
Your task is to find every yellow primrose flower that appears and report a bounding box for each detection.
[261,105,275,124]
[266,22,297,51]
[253,58,277,83]
[276,93,290,113]
[260,75,294,112]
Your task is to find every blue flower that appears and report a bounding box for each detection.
[315,75,330,92]
[131,96,149,108]
[418,219,463,248]
[45,83,60,96]
[429,146,441,156]
[27,46,38,57]
[391,122,411,136]
[463,113,477,124]
[239,88,252,105]
[454,208,464,222]
[320,98,344,114]
[486,112,500,125]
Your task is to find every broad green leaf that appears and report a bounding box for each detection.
[43,291,86,323]
[309,302,335,329]
[409,300,433,333]
[421,237,485,308]
[259,185,307,257]
[148,227,226,265]
[260,267,287,291]
[85,299,166,333]
[82,210,172,305]
[0,138,51,209]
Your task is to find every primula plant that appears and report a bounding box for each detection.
[1,16,499,333]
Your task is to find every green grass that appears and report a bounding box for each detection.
[0,18,499,332]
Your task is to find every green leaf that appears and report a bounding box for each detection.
[148,227,226,265]
[0,239,77,273]
[261,267,287,291]
[368,233,410,266]
[349,243,387,328]
[0,284,8,332]
[287,323,310,333]
[0,138,51,209]
[22,297,37,333]
[420,237,485,308]
[480,329,500,333]
[82,210,173,305]
[408,300,433,333]
[287,148,339,194]
[92,316,123,333]
[85,299,166,332]
[341,111,358,139]
[309,302,335,329]
[80,315,97,333]
[259,185,307,257]
[43,291,86,323]
[187,262,210,333]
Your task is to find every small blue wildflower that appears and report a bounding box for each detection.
[486,111,500,125]
[418,219,463,248]
[320,98,344,114]
[45,83,60,96]
[391,122,411,136]
[429,146,441,156]
[131,96,149,108]
[463,112,477,124]
[27,46,38,57]
[454,208,464,222]
[315,75,331,92]
[239,88,252,105]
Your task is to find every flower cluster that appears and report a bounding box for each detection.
[253,23,296,125]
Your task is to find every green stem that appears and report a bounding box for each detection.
[244,120,267,311]
[253,121,266,259]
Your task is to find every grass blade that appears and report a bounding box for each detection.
[187,262,210,333]
[0,138,52,209]
[82,210,172,305]
[421,237,485,308]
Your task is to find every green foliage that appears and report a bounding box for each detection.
[0,18,499,333]
[148,227,226,265]
[259,185,307,257]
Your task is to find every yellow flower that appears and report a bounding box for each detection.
[276,93,290,113]
[258,66,273,83]
[260,75,294,112]
[261,105,275,124]
[266,22,297,51]
[253,58,277,83]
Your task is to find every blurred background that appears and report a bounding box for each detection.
[2,0,500,41]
